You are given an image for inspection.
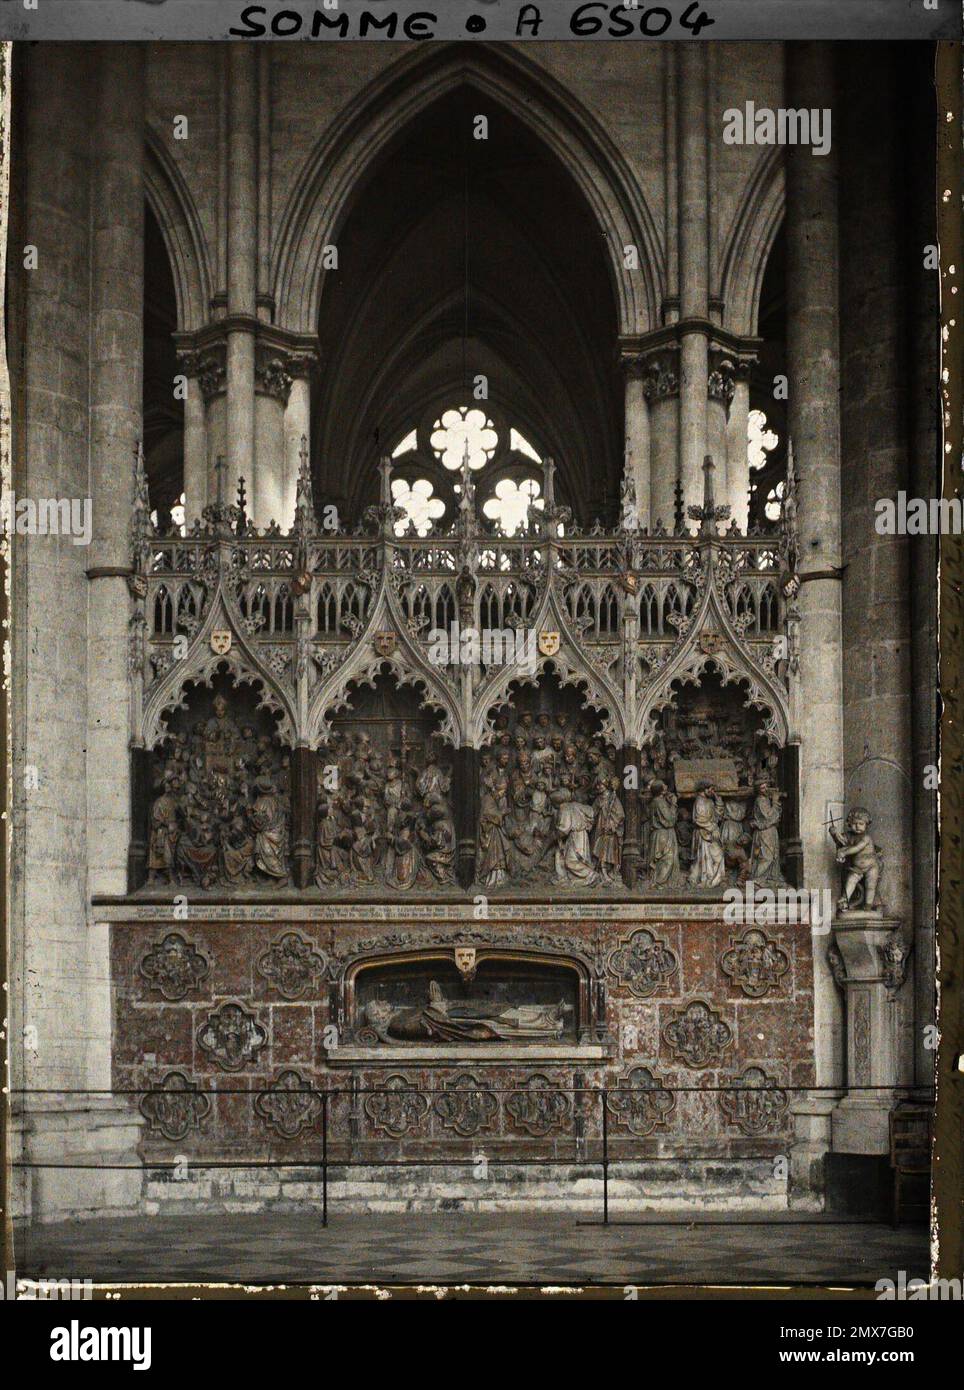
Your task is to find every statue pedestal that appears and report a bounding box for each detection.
[830,914,902,1155]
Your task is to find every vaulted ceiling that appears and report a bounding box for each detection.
[311,84,623,526]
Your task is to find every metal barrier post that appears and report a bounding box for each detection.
[322,1089,329,1228]
[602,1088,609,1226]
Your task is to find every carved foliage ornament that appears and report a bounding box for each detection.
[139,931,210,1002]
[196,1002,267,1072]
[662,999,733,1069]
[607,928,679,999]
[139,1071,211,1142]
[257,931,328,1001]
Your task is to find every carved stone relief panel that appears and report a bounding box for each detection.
[607,1066,676,1137]
[505,1075,573,1137]
[196,1002,268,1072]
[257,932,329,1000]
[433,1073,499,1136]
[148,674,291,890]
[718,1066,789,1135]
[719,927,791,998]
[364,1074,430,1138]
[661,999,733,1069]
[139,1071,211,1142]
[477,674,622,890]
[607,927,679,998]
[640,670,785,892]
[254,1070,323,1138]
[315,673,455,892]
[139,932,210,1001]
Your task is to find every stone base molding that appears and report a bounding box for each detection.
[12,1098,145,1223]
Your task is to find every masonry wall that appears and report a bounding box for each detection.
[110,912,814,1203]
[142,40,785,338]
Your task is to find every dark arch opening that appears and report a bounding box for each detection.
[143,200,184,530]
[748,220,787,532]
[312,84,622,529]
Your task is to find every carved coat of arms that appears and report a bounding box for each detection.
[210,629,232,655]
[538,630,560,657]
[373,630,398,658]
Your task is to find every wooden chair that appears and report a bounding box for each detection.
[889,1102,933,1228]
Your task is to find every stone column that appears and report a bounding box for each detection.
[182,375,207,525]
[226,45,257,504]
[788,1097,836,1211]
[677,43,710,512]
[622,359,650,529]
[11,41,95,1217]
[726,369,751,530]
[290,747,317,889]
[84,46,148,1195]
[12,43,144,1219]
[621,745,641,889]
[645,355,680,530]
[254,350,288,527]
[706,362,731,512]
[785,42,845,1093]
[454,746,478,888]
[87,44,144,900]
[839,45,915,1094]
[284,373,312,531]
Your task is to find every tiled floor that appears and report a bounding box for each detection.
[14,1213,929,1288]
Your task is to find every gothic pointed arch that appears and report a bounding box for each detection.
[472,585,624,749]
[306,577,462,749]
[142,584,297,750]
[144,127,214,334]
[272,44,660,339]
[634,550,790,748]
[719,145,785,337]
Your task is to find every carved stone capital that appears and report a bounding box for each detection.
[255,351,294,403]
[176,346,226,403]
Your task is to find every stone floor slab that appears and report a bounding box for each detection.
[13,1213,929,1289]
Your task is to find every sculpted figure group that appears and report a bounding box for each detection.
[640,776,785,889]
[148,695,290,888]
[315,728,456,890]
[145,693,788,894]
[476,710,624,888]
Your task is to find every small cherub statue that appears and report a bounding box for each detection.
[829,806,884,913]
